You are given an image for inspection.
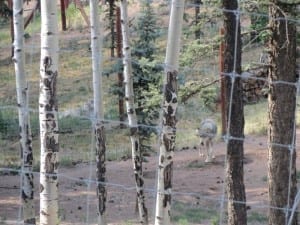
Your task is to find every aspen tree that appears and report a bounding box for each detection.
[89,0,107,224]
[39,1,59,224]
[13,0,35,224]
[154,0,185,224]
[120,0,148,223]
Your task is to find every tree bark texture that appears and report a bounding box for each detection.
[13,0,36,224]
[39,1,59,224]
[120,0,148,224]
[222,0,247,224]
[116,6,125,128]
[268,1,298,225]
[154,0,184,224]
[194,0,201,39]
[89,0,107,224]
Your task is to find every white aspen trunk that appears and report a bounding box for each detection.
[13,0,36,224]
[89,1,107,225]
[120,0,148,224]
[39,1,59,225]
[154,0,185,224]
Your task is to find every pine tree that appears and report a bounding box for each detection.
[268,1,298,224]
[132,1,161,158]
[222,0,247,224]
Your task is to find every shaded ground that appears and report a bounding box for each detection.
[1,132,299,225]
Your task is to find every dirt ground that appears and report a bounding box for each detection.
[1,132,300,225]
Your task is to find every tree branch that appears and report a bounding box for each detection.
[180,79,220,104]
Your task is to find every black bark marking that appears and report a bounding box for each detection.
[163,134,170,151]
[41,210,49,216]
[167,105,173,115]
[163,194,171,208]
[164,162,173,190]
[95,125,107,216]
[40,184,44,193]
[22,190,29,201]
[43,56,52,70]
[26,152,33,165]
[45,113,54,120]
[46,136,59,152]
[162,162,173,208]
[130,127,138,136]
[24,218,36,224]
[44,152,57,174]
[128,108,134,114]
[42,56,58,111]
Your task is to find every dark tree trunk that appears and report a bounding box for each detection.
[60,0,67,31]
[268,2,298,225]
[116,6,125,128]
[194,0,202,39]
[108,0,115,58]
[222,0,247,224]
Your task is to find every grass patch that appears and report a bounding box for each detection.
[244,100,268,135]
[0,22,11,47]
[248,211,268,223]
[186,160,206,168]
[244,99,300,135]
[172,201,219,224]
[65,4,90,30]
[262,175,268,182]
[0,114,133,169]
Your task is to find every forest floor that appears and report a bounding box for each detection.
[1,132,300,225]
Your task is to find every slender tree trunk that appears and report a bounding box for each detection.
[154,0,184,224]
[116,6,125,128]
[60,0,67,31]
[222,0,247,224]
[8,0,14,57]
[39,1,59,224]
[268,2,298,225]
[108,0,115,58]
[194,0,201,39]
[120,0,148,224]
[13,0,35,224]
[89,1,107,224]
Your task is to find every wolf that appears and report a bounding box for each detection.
[196,119,217,163]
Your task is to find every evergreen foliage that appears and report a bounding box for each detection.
[132,1,162,155]
[179,0,221,112]
[243,1,269,44]
[0,1,12,19]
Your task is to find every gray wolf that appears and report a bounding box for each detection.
[196,119,217,162]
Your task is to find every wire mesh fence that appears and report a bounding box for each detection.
[0,0,299,224]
